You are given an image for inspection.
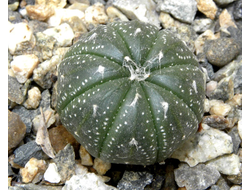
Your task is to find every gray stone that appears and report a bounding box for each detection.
[28,20,49,33]
[210,177,230,190]
[8,75,25,105]
[202,115,230,130]
[35,32,56,61]
[157,0,197,24]
[228,127,241,154]
[206,154,240,175]
[43,23,74,47]
[232,61,242,93]
[8,9,23,23]
[54,144,76,182]
[33,56,61,89]
[227,26,242,53]
[13,141,47,167]
[213,58,242,82]
[192,18,214,33]
[214,0,236,6]
[12,183,63,190]
[204,38,240,67]
[62,172,117,190]
[207,75,234,101]
[200,60,215,80]
[163,164,177,190]
[230,185,242,190]
[113,0,160,28]
[39,89,52,111]
[233,0,242,20]
[174,163,220,190]
[12,106,36,133]
[11,90,51,133]
[89,0,106,4]
[117,171,153,190]
[212,57,242,94]
[171,123,233,167]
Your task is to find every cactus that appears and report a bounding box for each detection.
[56,20,205,165]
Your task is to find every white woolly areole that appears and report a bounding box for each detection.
[123,56,150,81]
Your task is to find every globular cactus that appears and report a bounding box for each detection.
[56,20,205,165]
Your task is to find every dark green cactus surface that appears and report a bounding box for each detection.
[56,20,205,165]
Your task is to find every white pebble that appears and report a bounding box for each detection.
[171,123,233,167]
[43,23,74,47]
[44,163,61,183]
[11,54,39,83]
[23,87,41,109]
[8,22,33,54]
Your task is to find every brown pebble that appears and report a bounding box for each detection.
[8,111,26,154]
[26,4,55,21]
[48,125,80,153]
[202,115,230,130]
[20,157,47,183]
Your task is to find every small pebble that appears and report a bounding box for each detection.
[106,6,129,22]
[209,100,232,116]
[84,2,108,29]
[237,119,242,139]
[24,87,41,109]
[79,145,93,166]
[204,37,240,67]
[206,80,218,97]
[196,0,218,20]
[226,94,242,107]
[174,163,220,190]
[113,0,160,28]
[20,157,47,183]
[62,172,117,190]
[47,8,85,27]
[67,2,89,12]
[214,0,236,6]
[202,115,230,130]
[230,185,242,190]
[219,9,237,33]
[8,75,25,104]
[74,163,88,175]
[33,55,61,89]
[192,18,213,33]
[171,123,233,167]
[44,163,61,183]
[213,58,242,82]
[233,0,242,20]
[159,12,176,29]
[13,141,46,167]
[54,144,76,182]
[26,4,55,21]
[11,54,39,83]
[206,154,240,175]
[208,76,234,101]
[157,0,197,24]
[93,158,111,175]
[43,23,74,47]
[8,111,26,154]
[194,29,217,55]
[33,109,56,133]
[117,171,153,190]
[48,125,80,153]
[8,22,33,54]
